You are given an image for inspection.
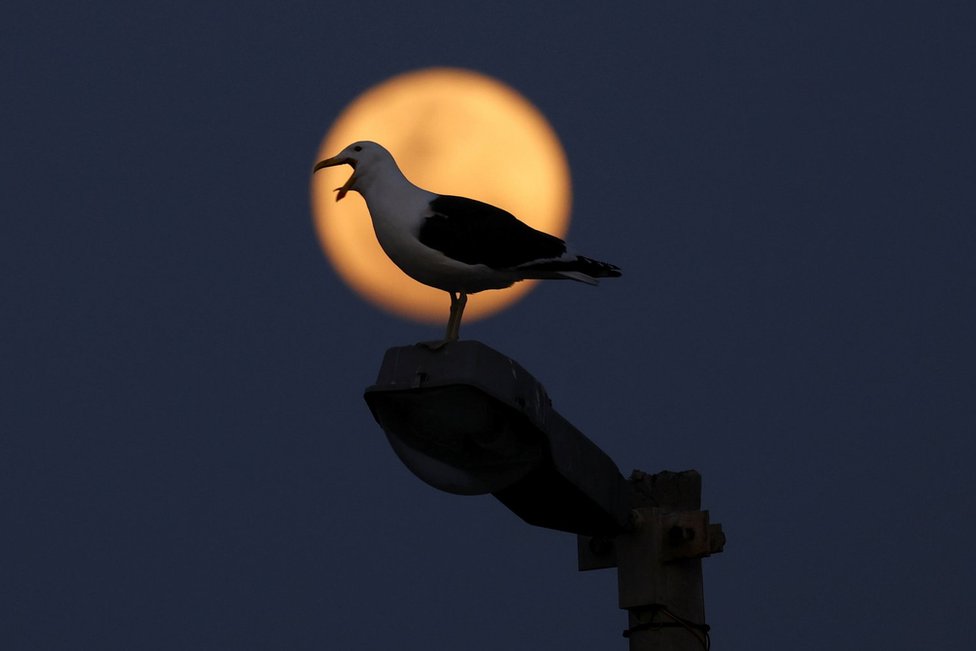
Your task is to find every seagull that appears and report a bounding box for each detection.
[313,141,621,341]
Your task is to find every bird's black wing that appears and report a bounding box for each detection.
[418,195,566,269]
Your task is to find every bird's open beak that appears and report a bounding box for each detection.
[313,155,356,202]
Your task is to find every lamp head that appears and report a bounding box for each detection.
[364,341,633,536]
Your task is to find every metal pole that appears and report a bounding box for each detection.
[579,470,724,650]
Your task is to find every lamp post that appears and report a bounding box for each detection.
[364,341,724,650]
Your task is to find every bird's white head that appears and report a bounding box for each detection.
[313,141,397,202]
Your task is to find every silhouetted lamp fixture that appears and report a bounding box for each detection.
[363,340,725,650]
[364,341,632,537]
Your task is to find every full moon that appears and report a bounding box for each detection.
[310,68,572,325]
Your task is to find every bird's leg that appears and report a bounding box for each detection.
[445,292,460,341]
[445,292,467,341]
[453,292,468,339]
[421,293,461,350]
[444,293,455,341]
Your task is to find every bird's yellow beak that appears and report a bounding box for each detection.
[313,155,356,202]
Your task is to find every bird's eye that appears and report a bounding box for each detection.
[353,145,362,152]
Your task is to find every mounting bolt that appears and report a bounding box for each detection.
[668,525,695,546]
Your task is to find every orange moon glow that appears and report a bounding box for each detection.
[310,68,572,325]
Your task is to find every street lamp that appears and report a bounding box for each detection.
[362,340,724,650]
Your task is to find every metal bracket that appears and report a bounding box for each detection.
[578,509,724,570]
[660,510,725,561]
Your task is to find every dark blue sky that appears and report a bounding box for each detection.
[3,2,975,649]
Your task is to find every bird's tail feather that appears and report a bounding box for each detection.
[516,255,621,284]
[556,271,600,285]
